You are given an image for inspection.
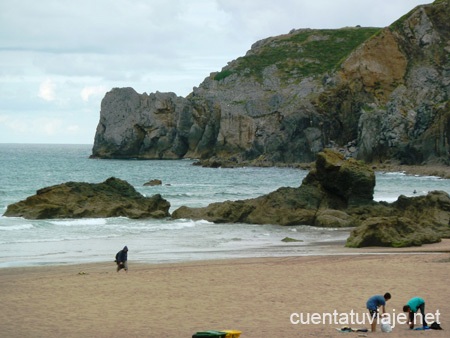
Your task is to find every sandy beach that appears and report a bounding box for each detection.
[2,240,450,338]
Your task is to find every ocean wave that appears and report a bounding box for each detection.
[378,171,407,176]
[149,219,214,231]
[172,219,214,226]
[0,233,121,245]
[0,237,64,244]
[95,218,209,234]
[50,219,108,226]
[377,171,442,180]
[165,192,195,197]
[0,223,34,231]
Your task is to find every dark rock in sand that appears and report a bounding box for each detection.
[345,216,442,248]
[3,177,170,219]
[281,237,303,243]
[346,190,450,247]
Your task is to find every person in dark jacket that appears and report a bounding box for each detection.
[115,246,128,272]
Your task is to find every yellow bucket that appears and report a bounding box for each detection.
[222,330,241,338]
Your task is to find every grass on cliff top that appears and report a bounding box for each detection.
[215,27,381,83]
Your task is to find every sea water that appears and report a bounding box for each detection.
[1,144,449,268]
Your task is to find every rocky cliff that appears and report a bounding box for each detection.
[91,0,450,166]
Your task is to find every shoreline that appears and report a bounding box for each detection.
[372,163,450,179]
[3,240,450,337]
[198,158,450,179]
[3,236,450,270]
[3,239,450,272]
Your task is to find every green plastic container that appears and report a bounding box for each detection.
[192,330,227,338]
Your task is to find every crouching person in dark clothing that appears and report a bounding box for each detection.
[403,297,428,329]
[115,246,128,272]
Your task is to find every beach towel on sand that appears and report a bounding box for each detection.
[335,327,368,332]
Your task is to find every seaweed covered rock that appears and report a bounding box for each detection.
[173,149,450,247]
[172,149,374,225]
[346,216,442,248]
[305,149,376,205]
[315,209,355,228]
[3,177,170,219]
[346,191,450,247]
[392,190,450,228]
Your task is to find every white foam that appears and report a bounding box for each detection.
[0,223,34,231]
[50,218,107,226]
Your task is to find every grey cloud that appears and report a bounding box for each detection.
[0,0,205,54]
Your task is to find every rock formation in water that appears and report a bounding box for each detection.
[172,149,450,247]
[91,0,450,166]
[5,150,450,247]
[3,177,170,219]
[172,149,376,225]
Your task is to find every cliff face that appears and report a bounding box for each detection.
[92,89,192,159]
[92,0,450,165]
[335,0,450,164]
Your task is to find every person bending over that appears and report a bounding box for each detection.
[403,297,427,329]
[366,293,391,332]
[115,246,129,272]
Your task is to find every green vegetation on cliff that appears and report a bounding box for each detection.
[93,0,450,167]
[215,27,381,83]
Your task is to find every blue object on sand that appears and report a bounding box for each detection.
[414,326,430,330]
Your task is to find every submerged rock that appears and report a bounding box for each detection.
[3,177,170,219]
[144,179,162,186]
[281,237,303,243]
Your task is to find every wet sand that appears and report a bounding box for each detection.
[2,240,450,337]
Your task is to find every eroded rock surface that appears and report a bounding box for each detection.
[3,177,170,219]
[172,149,450,247]
[92,1,450,167]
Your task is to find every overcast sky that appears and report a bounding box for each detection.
[0,0,432,145]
